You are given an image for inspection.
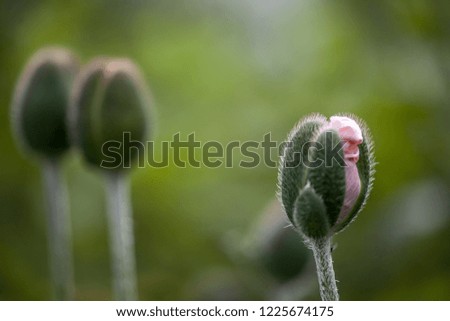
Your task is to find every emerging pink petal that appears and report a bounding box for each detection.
[338,159,361,223]
[329,116,363,223]
[330,116,363,163]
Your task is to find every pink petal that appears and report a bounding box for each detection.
[330,116,363,164]
[329,116,363,222]
[330,116,363,143]
[337,160,361,223]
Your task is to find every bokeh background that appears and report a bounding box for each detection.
[0,0,449,300]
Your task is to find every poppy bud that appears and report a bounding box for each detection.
[11,47,79,157]
[278,113,375,239]
[69,58,152,170]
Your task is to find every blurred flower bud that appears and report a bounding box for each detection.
[226,199,313,298]
[11,47,79,157]
[250,200,311,282]
[278,113,375,239]
[69,58,152,170]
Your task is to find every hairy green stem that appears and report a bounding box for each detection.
[105,172,137,300]
[311,237,339,301]
[42,158,74,300]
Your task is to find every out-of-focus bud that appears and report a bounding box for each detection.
[69,58,152,170]
[11,47,79,157]
[229,199,313,295]
[278,113,375,239]
[249,200,311,282]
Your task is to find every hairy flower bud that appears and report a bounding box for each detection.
[69,58,152,170]
[11,47,79,157]
[278,113,375,239]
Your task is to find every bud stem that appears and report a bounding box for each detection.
[105,172,138,300]
[42,158,74,300]
[311,237,339,301]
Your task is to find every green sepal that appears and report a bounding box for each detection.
[11,47,79,157]
[293,185,330,239]
[278,114,327,224]
[308,129,346,227]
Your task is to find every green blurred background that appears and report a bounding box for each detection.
[0,0,449,300]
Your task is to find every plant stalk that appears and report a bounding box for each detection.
[105,172,137,300]
[42,158,74,300]
[311,237,339,301]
